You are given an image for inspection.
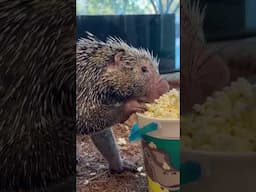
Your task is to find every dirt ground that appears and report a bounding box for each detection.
[76,115,149,192]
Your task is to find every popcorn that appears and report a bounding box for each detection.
[162,162,171,170]
[148,142,157,149]
[182,78,256,152]
[143,89,180,119]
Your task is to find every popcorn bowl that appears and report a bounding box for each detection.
[137,113,180,139]
[181,83,256,192]
[136,112,180,192]
[181,148,256,192]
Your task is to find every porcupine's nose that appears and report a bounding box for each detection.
[158,77,170,96]
[144,76,170,102]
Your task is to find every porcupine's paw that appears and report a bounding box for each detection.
[109,159,138,174]
[76,155,82,173]
[120,97,148,123]
[76,153,86,174]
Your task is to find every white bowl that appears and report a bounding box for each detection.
[136,112,180,139]
[181,149,256,192]
[181,84,256,191]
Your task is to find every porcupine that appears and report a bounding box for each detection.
[0,0,75,191]
[181,0,230,113]
[76,33,170,173]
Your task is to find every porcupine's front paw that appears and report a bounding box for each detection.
[120,97,149,123]
[76,153,85,173]
[109,159,138,174]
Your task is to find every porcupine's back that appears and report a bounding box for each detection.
[76,34,110,103]
[181,0,206,42]
[0,0,75,191]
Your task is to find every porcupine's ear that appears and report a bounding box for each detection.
[113,49,125,67]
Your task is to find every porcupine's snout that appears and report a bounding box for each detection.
[146,76,169,102]
[139,62,170,102]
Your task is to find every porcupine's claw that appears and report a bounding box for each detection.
[109,159,138,174]
[76,154,84,173]
[120,98,147,123]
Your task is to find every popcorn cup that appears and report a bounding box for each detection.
[136,113,180,192]
[180,83,256,192]
[181,150,256,192]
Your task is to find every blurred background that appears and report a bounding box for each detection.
[201,0,256,41]
[76,0,180,74]
[201,0,256,83]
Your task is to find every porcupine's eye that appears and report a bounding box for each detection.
[141,66,148,73]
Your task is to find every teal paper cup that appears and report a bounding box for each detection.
[136,113,180,192]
